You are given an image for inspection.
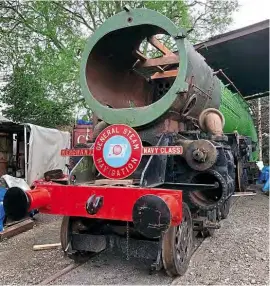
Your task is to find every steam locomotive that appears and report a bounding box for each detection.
[3,8,258,277]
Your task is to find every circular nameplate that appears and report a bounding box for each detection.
[93,124,142,179]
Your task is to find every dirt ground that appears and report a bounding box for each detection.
[0,191,268,285]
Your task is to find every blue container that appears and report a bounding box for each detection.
[0,187,7,231]
[258,166,269,184]
[76,119,93,125]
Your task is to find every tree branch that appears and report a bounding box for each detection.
[53,1,94,32]
[4,3,64,50]
[186,12,208,34]
[85,1,98,31]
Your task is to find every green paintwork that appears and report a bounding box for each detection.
[80,8,188,127]
[220,83,258,160]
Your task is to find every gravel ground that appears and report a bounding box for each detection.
[0,191,268,285]
[0,215,71,285]
[52,253,175,285]
[173,192,269,286]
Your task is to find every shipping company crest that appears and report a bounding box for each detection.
[61,124,184,180]
[93,124,142,179]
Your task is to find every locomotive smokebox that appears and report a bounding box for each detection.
[81,8,187,127]
[132,194,182,239]
[3,187,51,221]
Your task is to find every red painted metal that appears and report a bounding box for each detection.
[61,148,93,156]
[25,184,182,224]
[158,194,182,225]
[61,146,183,157]
[27,188,51,210]
[142,146,183,155]
[93,124,142,179]
[72,125,93,147]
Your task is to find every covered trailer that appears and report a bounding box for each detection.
[0,117,70,185]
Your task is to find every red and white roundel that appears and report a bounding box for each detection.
[93,124,142,179]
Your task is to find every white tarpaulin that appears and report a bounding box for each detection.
[26,124,70,185]
[2,174,30,191]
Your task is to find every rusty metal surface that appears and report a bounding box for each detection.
[198,108,225,135]
[86,50,154,109]
[80,9,188,127]
[148,36,174,55]
[184,140,217,171]
[82,15,222,129]
[135,55,179,68]
[151,70,178,80]
[85,31,222,127]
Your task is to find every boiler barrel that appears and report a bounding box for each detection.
[79,7,257,158]
[220,83,258,160]
[80,8,222,127]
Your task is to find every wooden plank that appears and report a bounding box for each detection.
[148,36,174,55]
[5,217,30,227]
[232,192,256,197]
[151,69,178,80]
[0,219,34,241]
[136,55,179,68]
[33,243,61,251]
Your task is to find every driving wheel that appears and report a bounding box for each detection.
[162,203,193,277]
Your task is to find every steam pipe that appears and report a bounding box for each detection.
[198,108,225,136]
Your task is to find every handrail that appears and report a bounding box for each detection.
[214,69,244,98]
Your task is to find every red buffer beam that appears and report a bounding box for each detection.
[3,184,183,238]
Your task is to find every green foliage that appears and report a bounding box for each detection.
[187,0,239,42]
[1,66,73,128]
[0,0,239,127]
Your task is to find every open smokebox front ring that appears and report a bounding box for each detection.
[82,20,187,127]
[188,171,227,210]
[86,26,179,108]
